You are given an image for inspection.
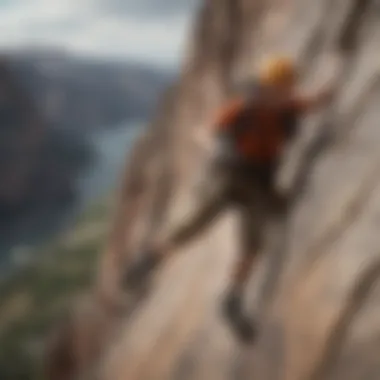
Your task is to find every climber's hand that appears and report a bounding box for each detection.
[214,133,245,169]
[318,81,337,104]
[319,52,344,100]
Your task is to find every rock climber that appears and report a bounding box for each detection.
[124,55,337,343]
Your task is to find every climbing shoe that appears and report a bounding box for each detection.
[221,290,257,344]
[123,249,160,291]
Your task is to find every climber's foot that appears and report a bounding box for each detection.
[233,315,257,344]
[221,289,257,344]
[123,249,160,292]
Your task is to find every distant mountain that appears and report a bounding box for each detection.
[6,50,174,131]
[0,49,173,218]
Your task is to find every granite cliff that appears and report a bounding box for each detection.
[47,0,380,379]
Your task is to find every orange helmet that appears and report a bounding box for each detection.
[258,56,298,87]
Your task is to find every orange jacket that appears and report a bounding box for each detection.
[213,94,305,163]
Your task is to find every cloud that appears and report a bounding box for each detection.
[93,0,199,18]
[0,0,200,67]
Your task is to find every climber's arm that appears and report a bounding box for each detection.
[292,83,336,114]
[294,52,342,113]
[211,98,246,163]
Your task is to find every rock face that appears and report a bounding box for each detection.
[46,0,380,379]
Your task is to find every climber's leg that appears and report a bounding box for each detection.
[123,183,228,290]
[158,193,227,256]
[222,189,269,343]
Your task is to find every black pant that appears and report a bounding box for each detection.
[160,159,280,256]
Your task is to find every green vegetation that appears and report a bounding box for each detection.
[0,198,112,380]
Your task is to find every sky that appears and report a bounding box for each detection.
[0,0,200,68]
